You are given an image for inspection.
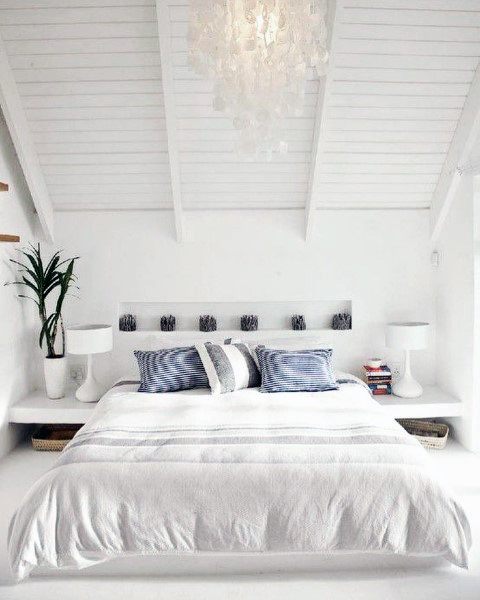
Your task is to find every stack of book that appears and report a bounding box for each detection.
[363,364,392,395]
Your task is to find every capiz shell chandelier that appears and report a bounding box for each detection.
[188,0,329,158]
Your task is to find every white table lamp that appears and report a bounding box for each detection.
[386,322,429,398]
[66,324,113,403]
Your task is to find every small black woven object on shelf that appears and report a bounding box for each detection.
[291,314,306,330]
[119,313,136,332]
[199,315,217,332]
[332,312,352,330]
[241,315,258,331]
[160,315,176,332]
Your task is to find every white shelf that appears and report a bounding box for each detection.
[376,385,462,419]
[9,389,96,424]
[10,384,462,425]
[116,329,352,335]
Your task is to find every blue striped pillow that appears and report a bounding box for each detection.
[134,347,209,393]
[256,347,339,393]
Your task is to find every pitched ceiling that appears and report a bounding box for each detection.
[0,0,479,232]
[315,0,480,210]
[0,0,170,212]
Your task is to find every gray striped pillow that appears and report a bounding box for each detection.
[196,341,260,394]
[256,347,338,393]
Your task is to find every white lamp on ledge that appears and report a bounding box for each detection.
[66,324,113,403]
[386,322,429,398]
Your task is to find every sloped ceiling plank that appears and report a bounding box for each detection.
[430,63,480,243]
[156,0,184,242]
[0,33,54,241]
[305,0,339,240]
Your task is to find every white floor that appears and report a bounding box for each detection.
[1,441,480,600]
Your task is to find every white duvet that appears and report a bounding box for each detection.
[9,381,471,580]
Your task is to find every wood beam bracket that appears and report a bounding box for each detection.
[305,0,340,241]
[155,0,184,243]
[430,63,480,243]
[0,33,54,242]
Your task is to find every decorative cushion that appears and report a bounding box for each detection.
[255,347,338,393]
[134,347,209,393]
[196,341,260,394]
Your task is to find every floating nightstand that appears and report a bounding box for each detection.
[375,385,462,419]
[9,389,95,424]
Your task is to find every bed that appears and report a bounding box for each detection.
[8,378,471,580]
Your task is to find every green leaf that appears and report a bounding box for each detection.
[8,259,38,284]
[39,312,58,350]
[19,278,40,295]
[44,251,60,275]
[56,255,79,269]
[18,294,40,308]
[23,248,43,282]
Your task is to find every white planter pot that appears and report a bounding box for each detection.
[44,356,67,399]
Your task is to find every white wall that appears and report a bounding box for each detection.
[0,113,44,458]
[55,209,436,386]
[473,176,480,454]
[434,175,479,452]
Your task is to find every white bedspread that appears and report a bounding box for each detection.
[8,382,471,580]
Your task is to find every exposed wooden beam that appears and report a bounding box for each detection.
[155,0,184,243]
[0,34,54,242]
[0,234,20,242]
[430,62,480,243]
[305,0,340,241]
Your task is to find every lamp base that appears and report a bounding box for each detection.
[75,375,103,403]
[392,348,424,399]
[75,354,103,403]
[392,375,423,399]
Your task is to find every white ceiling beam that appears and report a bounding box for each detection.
[305,0,340,241]
[0,33,54,242]
[430,62,480,244]
[155,0,184,242]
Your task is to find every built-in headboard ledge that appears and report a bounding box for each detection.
[118,300,353,333]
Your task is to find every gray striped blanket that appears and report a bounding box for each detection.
[9,382,471,580]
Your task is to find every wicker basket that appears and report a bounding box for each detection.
[397,419,449,450]
[31,425,82,451]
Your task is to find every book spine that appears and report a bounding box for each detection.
[364,372,392,378]
[372,389,392,395]
[368,383,391,390]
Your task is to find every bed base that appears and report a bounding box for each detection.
[33,552,448,578]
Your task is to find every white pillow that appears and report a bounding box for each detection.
[196,341,260,394]
[335,370,371,391]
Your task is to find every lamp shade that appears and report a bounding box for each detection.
[385,322,429,350]
[66,324,113,355]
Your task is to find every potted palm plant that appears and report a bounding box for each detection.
[6,243,78,399]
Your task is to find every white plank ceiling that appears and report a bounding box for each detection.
[316,0,480,209]
[0,0,479,214]
[0,0,171,211]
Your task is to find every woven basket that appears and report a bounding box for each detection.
[397,419,449,450]
[31,425,82,451]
